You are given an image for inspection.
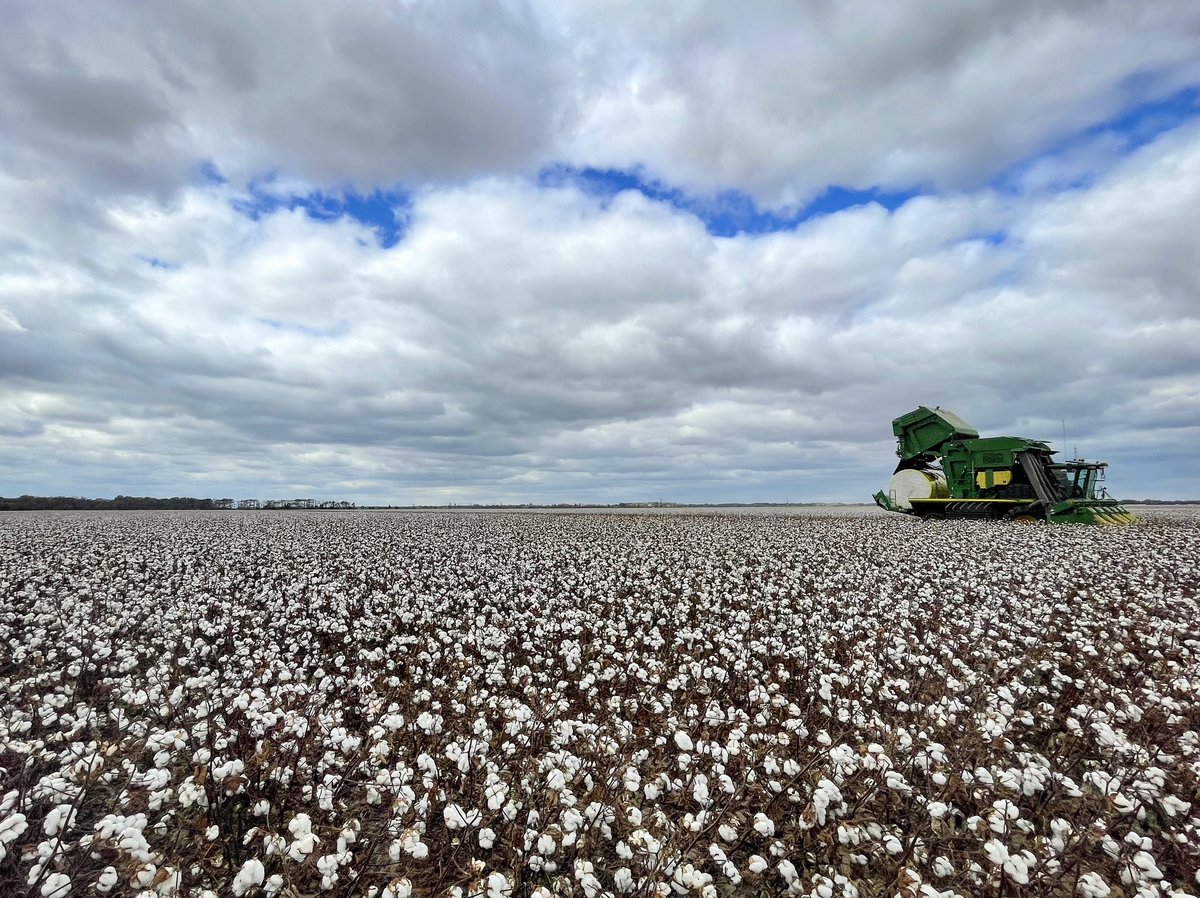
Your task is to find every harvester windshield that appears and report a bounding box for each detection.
[1050,462,1106,500]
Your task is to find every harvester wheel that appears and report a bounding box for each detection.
[1002,502,1044,524]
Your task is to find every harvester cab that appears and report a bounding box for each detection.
[873,406,1134,524]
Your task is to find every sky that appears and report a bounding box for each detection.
[1,1,1199,505]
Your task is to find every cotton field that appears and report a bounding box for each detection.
[1,510,1198,898]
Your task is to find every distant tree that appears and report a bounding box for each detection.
[0,494,358,511]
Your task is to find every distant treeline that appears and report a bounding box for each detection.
[1124,499,1200,505]
[0,496,356,511]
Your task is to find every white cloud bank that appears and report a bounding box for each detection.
[1,1,1198,501]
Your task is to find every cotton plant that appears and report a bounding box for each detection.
[1,509,1198,895]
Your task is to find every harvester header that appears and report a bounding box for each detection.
[873,406,1133,524]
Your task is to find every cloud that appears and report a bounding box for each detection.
[1,2,1198,501]
[4,117,1199,500]
[0,1,567,195]
[4,1,1199,205]
[559,0,1200,204]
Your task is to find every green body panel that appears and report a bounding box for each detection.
[940,436,1052,499]
[891,406,979,461]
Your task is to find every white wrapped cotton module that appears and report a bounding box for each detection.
[885,469,949,509]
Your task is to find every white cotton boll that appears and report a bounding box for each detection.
[253,800,270,816]
[718,824,738,842]
[382,880,413,898]
[177,782,207,809]
[95,867,119,893]
[1131,851,1162,879]
[674,732,693,751]
[885,771,911,794]
[316,853,340,889]
[43,805,76,837]
[932,857,954,878]
[722,861,741,885]
[984,840,1009,866]
[777,859,798,884]
[157,867,181,893]
[752,813,774,837]
[748,855,768,874]
[538,833,556,855]
[643,783,660,800]
[478,828,496,849]
[288,814,312,838]
[232,859,265,896]
[614,868,633,892]
[1003,852,1033,885]
[562,808,584,833]
[288,832,319,861]
[40,873,71,898]
[1077,872,1111,898]
[264,875,284,896]
[486,872,511,898]
[206,825,220,841]
[485,782,508,810]
[1160,795,1190,817]
[0,813,28,858]
[989,800,1020,834]
[443,804,480,829]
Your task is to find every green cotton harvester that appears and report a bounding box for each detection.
[873,406,1134,524]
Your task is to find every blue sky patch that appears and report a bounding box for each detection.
[538,165,919,237]
[1102,84,1199,147]
[230,176,411,248]
[197,160,227,186]
[256,318,350,339]
[969,231,1008,247]
[137,255,181,270]
[994,85,1200,194]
